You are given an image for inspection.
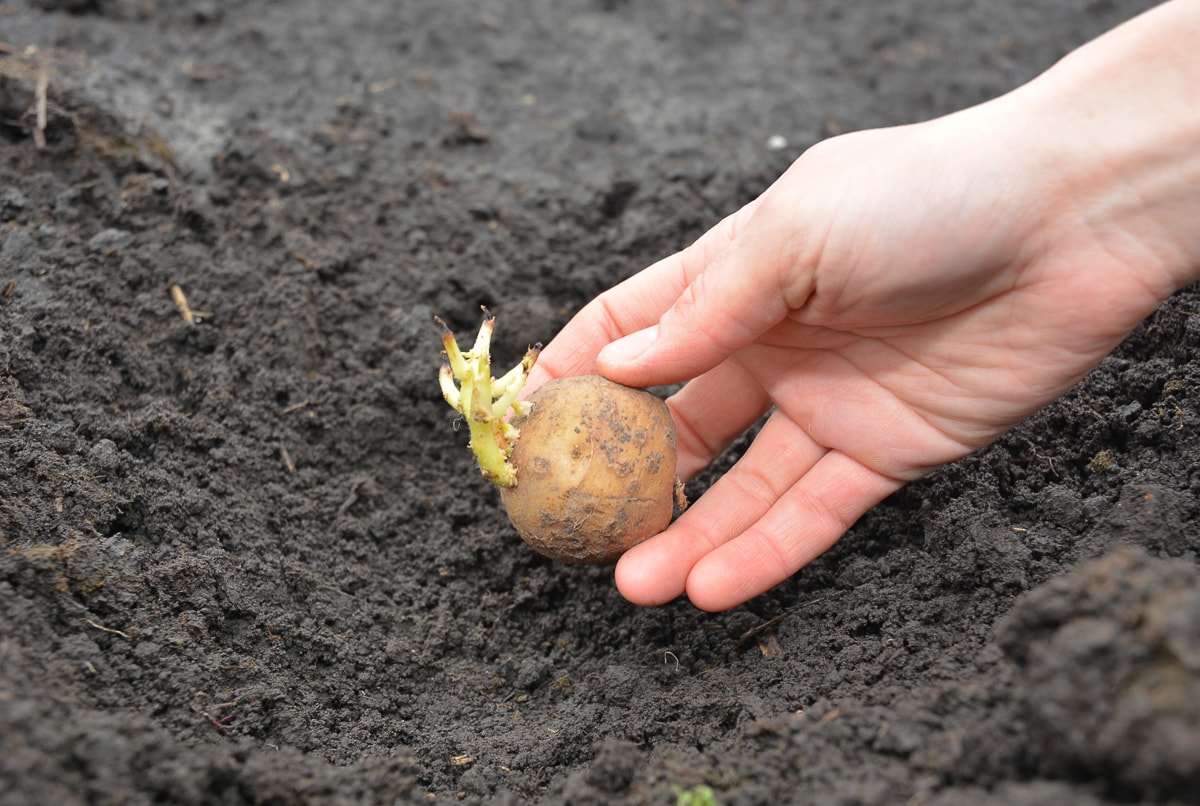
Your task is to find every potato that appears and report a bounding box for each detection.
[501,375,677,564]
[437,314,679,564]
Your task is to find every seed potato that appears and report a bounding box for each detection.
[437,314,679,564]
[501,375,677,564]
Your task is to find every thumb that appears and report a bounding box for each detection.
[598,194,810,387]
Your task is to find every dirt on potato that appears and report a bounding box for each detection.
[2,1,1197,804]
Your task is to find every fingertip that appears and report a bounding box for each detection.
[597,326,668,388]
[614,537,688,606]
[684,551,767,612]
[597,325,658,369]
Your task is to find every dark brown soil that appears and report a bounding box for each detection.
[2,1,1197,804]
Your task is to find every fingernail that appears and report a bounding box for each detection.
[599,325,658,366]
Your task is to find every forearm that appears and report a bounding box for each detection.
[995,0,1200,295]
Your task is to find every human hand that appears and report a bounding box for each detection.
[524,1,1200,611]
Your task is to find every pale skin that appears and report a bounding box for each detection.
[523,0,1200,611]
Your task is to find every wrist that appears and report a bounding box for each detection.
[995,0,1200,295]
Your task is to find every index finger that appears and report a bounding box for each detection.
[524,200,759,393]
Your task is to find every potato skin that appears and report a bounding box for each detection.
[500,375,677,564]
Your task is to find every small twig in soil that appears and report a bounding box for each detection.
[337,477,368,517]
[197,709,237,729]
[33,67,47,149]
[736,610,794,649]
[735,592,845,651]
[367,77,399,94]
[279,445,296,475]
[292,252,319,269]
[170,284,195,325]
[84,617,131,639]
[816,708,841,727]
[191,691,254,731]
[756,632,783,658]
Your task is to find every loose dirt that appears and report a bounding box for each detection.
[3,1,1196,803]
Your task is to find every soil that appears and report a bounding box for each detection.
[1,1,1197,804]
